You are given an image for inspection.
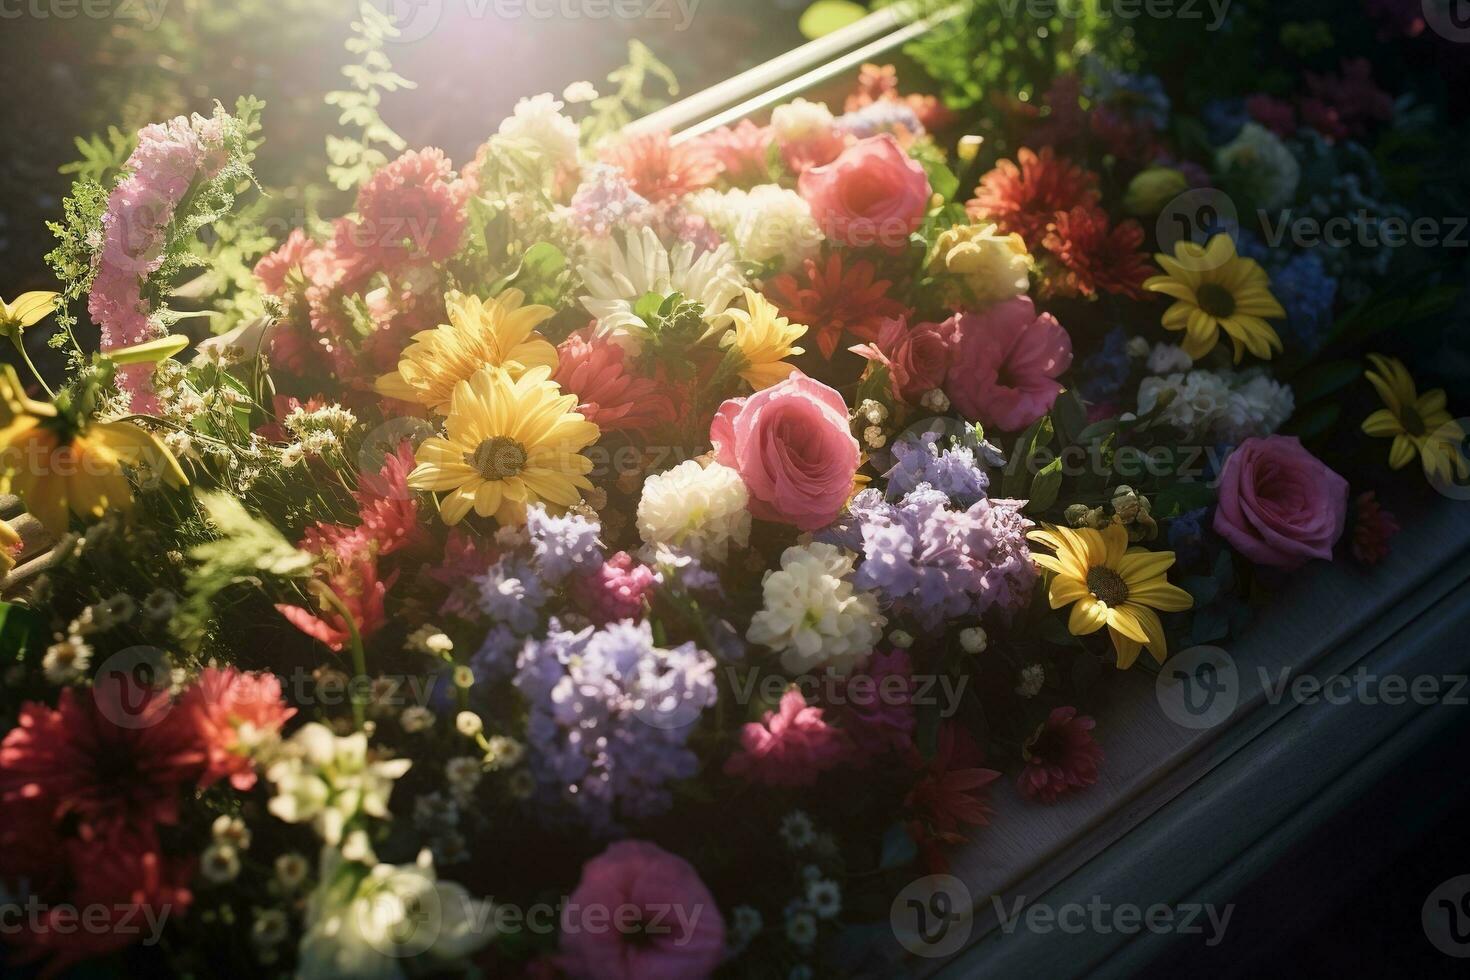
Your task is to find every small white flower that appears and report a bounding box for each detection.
[142,588,178,621]
[1147,342,1193,375]
[1126,336,1151,359]
[400,706,435,734]
[959,626,988,654]
[455,711,483,738]
[806,879,842,920]
[920,388,951,413]
[785,908,818,947]
[563,80,599,103]
[747,543,885,676]
[212,814,252,850]
[275,852,310,891]
[252,908,289,948]
[637,460,751,562]
[858,399,888,425]
[201,843,242,884]
[1016,663,1045,698]
[484,735,525,770]
[888,629,914,649]
[779,810,816,850]
[770,98,835,143]
[863,425,887,450]
[42,635,91,685]
[499,93,581,168]
[405,625,454,655]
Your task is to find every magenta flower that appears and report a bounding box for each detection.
[944,296,1073,432]
[1213,435,1349,570]
[724,688,851,787]
[560,840,725,980]
[1017,706,1103,804]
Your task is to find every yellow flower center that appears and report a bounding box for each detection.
[1195,282,1236,319]
[466,436,527,481]
[1086,566,1130,607]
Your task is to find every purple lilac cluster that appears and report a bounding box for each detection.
[525,507,603,582]
[513,619,717,833]
[837,100,924,139]
[882,430,993,506]
[824,486,1036,633]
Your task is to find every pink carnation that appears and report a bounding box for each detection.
[724,688,851,787]
[944,297,1073,432]
[560,840,725,980]
[570,552,659,625]
[346,148,469,276]
[553,328,677,433]
[180,667,296,791]
[797,134,930,250]
[710,372,859,531]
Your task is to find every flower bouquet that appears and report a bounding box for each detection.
[1,1,1467,977]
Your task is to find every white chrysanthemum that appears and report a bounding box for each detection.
[498,93,581,169]
[636,459,750,562]
[1147,342,1193,375]
[1220,370,1295,443]
[1216,122,1299,211]
[771,97,836,143]
[686,185,823,272]
[579,226,746,353]
[747,543,884,676]
[1137,370,1233,437]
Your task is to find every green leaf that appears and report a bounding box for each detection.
[0,602,40,668]
[798,0,868,39]
[1026,457,1064,513]
[1282,401,1341,442]
[1001,416,1054,498]
[1153,481,1215,519]
[1291,359,1362,405]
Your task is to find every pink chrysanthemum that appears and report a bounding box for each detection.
[570,552,659,625]
[1041,205,1153,301]
[179,666,296,791]
[355,439,424,556]
[693,119,773,187]
[967,147,1101,249]
[599,130,721,203]
[1017,706,1103,804]
[276,524,394,651]
[0,676,206,840]
[724,688,851,787]
[553,328,677,433]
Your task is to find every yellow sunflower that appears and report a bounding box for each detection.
[0,366,188,536]
[1361,354,1467,484]
[1027,522,1193,669]
[375,289,559,414]
[406,364,599,526]
[1144,234,1285,363]
[722,288,807,390]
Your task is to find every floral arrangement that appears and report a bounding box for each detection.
[1,3,1466,977]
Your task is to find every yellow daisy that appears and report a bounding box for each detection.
[1027,522,1194,669]
[722,289,807,391]
[375,289,559,414]
[1361,354,1467,485]
[0,366,188,535]
[1144,234,1285,363]
[0,291,59,337]
[406,364,600,526]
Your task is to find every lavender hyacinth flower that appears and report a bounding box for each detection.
[825,485,1036,633]
[525,505,604,583]
[883,430,991,506]
[514,619,717,833]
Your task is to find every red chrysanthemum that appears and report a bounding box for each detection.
[905,722,1001,873]
[967,147,1101,248]
[180,666,296,791]
[1041,205,1154,300]
[552,328,677,434]
[1351,490,1401,565]
[766,253,908,359]
[1017,706,1103,804]
[0,676,206,840]
[599,130,721,203]
[692,120,773,187]
[348,147,469,273]
[277,524,394,651]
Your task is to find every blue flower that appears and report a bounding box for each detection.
[476,558,546,634]
[525,505,603,583]
[1201,99,1247,145]
[1078,327,1132,405]
[1269,252,1337,354]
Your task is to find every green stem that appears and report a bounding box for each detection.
[12,334,56,399]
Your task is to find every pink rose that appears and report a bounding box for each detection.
[560,840,725,980]
[711,372,860,531]
[798,134,930,250]
[849,316,955,405]
[1213,435,1349,569]
[944,297,1073,432]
